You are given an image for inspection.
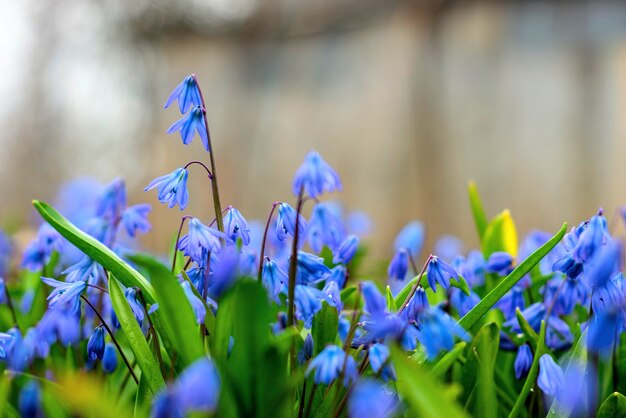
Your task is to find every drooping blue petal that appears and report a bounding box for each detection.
[144,168,190,210]
[538,354,565,396]
[292,150,342,200]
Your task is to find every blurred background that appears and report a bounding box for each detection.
[1,0,626,263]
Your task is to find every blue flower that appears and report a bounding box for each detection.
[124,288,145,326]
[538,354,565,396]
[394,221,424,257]
[400,286,429,323]
[295,285,323,328]
[333,235,359,264]
[449,288,480,317]
[327,265,347,288]
[495,286,525,320]
[361,281,387,318]
[0,332,13,359]
[583,238,620,292]
[591,272,623,314]
[96,178,127,220]
[261,259,286,303]
[295,251,331,284]
[416,307,469,360]
[348,380,398,418]
[514,344,533,379]
[121,204,152,237]
[144,168,190,210]
[166,106,210,151]
[21,224,63,271]
[426,256,459,293]
[368,343,396,381]
[164,75,201,113]
[179,218,230,263]
[102,343,118,373]
[587,309,623,357]
[275,203,307,242]
[307,203,346,253]
[182,281,206,325]
[36,309,80,347]
[573,214,608,262]
[321,281,342,310]
[485,251,514,275]
[41,277,86,314]
[387,249,409,281]
[306,345,357,386]
[208,247,240,299]
[434,235,463,262]
[19,381,42,418]
[223,207,251,245]
[87,326,105,361]
[63,256,104,285]
[298,334,314,365]
[292,150,342,199]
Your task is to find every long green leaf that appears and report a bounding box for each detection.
[109,276,165,394]
[430,342,467,378]
[598,392,626,418]
[128,254,204,367]
[472,323,500,418]
[468,181,488,241]
[33,200,156,302]
[311,302,339,356]
[458,223,566,331]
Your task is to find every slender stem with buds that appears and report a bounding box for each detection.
[398,254,433,314]
[171,216,192,274]
[184,160,213,178]
[191,74,224,234]
[287,189,304,327]
[257,202,280,283]
[81,295,138,384]
[3,284,20,331]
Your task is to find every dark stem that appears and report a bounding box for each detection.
[3,282,20,331]
[298,378,308,418]
[398,254,433,314]
[191,74,225,234]
[209,205,232,227]
[81,295,138,385]
[118,358,137,396]
[407,251,419,276]
[203,251,211,300]
[137,290,166,380]
[257,202,280,283]
[86,284,109,294]
[288,188,305,327]
[304,383,318,418]
[171,216,192,274]
[183,160,213,179]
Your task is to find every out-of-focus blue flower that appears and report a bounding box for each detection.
[298,334,314,365]
[519,230,558,275]
[322,281,342,310]
[400,286,429,323]
[591,272,623,314]
[179,218,230,263]
[19,381,42,418]
[262,259,286,303]
[538,354,565,396]
[295,285,323,328]
[164,75,201,113]
[306,345,357,386]
[434,235,464,263]
[387,249,409,281]
[485,251,514,276]
[553,256,583,280]
[333,235,359,264]
[166,106,210,151]
[292,150,342,199]
[144,168,190,210]
[24,328,48,359]
[41,277,86,315]
[0,231,12,277]
[573,214,608,262]
[361,282,387,318]
[307,203,346,253]
[275,203,307,243]
[124,288,145,326]
[348,379,398,418]
[152,358,221,417]
[495,286,525,319]
[587,309,623,357]
[554,361,591,416]
[63,257,104,285]
[514,344,533,379]
[37,309,81,347]
[347,211,372,236]
[208,247,240,299]
[426,256,459,293]
[543,276,589,316]
[223,207,250,245]
[96,178,127,220]
[0,332,13,359]
[326,265,347,289]
[339,315,351,343]
[102,343,118,373]
[295,251,331,284]
[182,281,206,325]
[368,343,396,381]
[22,224,63,271]
[583,239,621,292]
[416,307,469,360]
[450,288,480,317]
[453,250,486,288]
[87,326,105,361]
[394,221,424,257]
[121,204,152,237]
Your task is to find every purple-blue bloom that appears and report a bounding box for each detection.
[361,281,387,318]
[348,379,398,418]
[306,345,357,386]
[262,258,287,303]
[387,248,409,281]
[87,326,105,361]
[368,343,396,381]
[294,285,323,328]
[41,277,86,315]
[182,281,206,325]
[124,288,145,326]
[223,207,251,246]
[292,150,342,199]
[96,178,127,220]
[449,288,480,317]
[426,256,459,293]
[393,221,425,257]
[63,256,104,285]
[307,203,346,253]
[514,344,533,379]
[21,223,63,271]
[333,235,359,264]
[416,307,469,360]
[121,204,152,237]
[166,106,210,151]
[485,251,514,275]
[538,354,565,396]
[400,286,429,323]
[179,218,230,263]
[275,203,307,243]
[164,75,202,113]
[102,343,118,373]
[144,168,190,210]
[295,251,331,284]
[321,280,342,310]
[19,381,42,418]
[573,213,608,263]
[208,247,240,299]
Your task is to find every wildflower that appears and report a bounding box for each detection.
[294,285,323,328]
[102,343,118,373]
[41,277,86,314]
[400,287,429,323]
[164,75,201,113]
[394,221,425,257]
[495,286,525,319]
[223,207,250,245]
[327,265,347,288]
[416,307,469,360]
[63,256,104,285]
[368,343,396,381]
[322,280,342,310]
[347,211,372,236]
[261,259,286,303]
[538,354,565,396]
[292,150,342,199]
[361,282,386,318]
[275,203,307,242]
[21,224,63,271]
[426,256,459,293]
[434,235,463,262]
[96,178,127,220]
[298,334,314,365]
[144,168,190,210]
[166,106,210,151]
[124,288,145,326]
[449,288,480,317]
[573,213,608,262]
[587,309,623,356]
[19,381,42,418]
[295,251,331,284]
[0,231,12,277]
[179,218,230,263]
[387,249,409,281]
[333,235,359,264]
[306,345,357,386]
[121,204,152,237]
[37,309,81,347]
[87,326,105,361]
[307,203,346,253]
[514,344,533,379]
[583,239,620,292]
[182,281,206,325]
[0,332,13,359]
[456,250,486,288]
[485,251,514,275]
[348,380,398,418]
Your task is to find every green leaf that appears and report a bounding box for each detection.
[468,181,488,241]
[127,254,204,367]
[311,302,339,356]
[109,276,165,394]
[514,307,538,351]
[482,209,519,258]
[458,223,566,331]
[134,375,152,418]
[386,286,397,312]
[394,274,470,309]
[391,345,469,418]
[598,392,626,418]
[33,200,156,302]
[430,342,467,378]
[471,323,500,418]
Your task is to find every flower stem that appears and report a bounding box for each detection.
[398,254,433,314]
[287,188,305,327]
[191,74,225,234]
[184,160,213,178]
[3,282,20,331]
[257,202,280,283]
[171,216,192,274]
[81,295,138,385]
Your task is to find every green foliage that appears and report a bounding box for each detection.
[311,302,339,356]
[468,181,488,241]
[598,392,626,418]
